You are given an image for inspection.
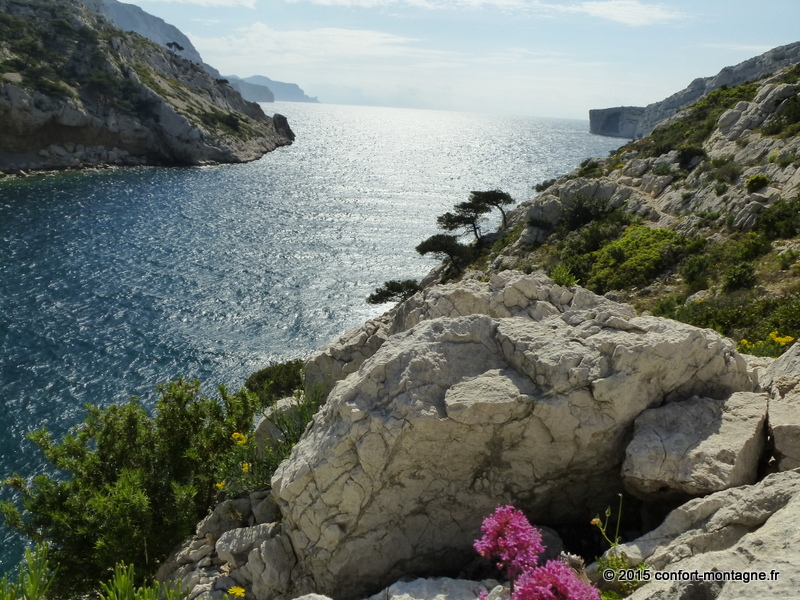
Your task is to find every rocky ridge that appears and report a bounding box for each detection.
[0,0,293,173]
[155,63,800,600]
[590,41,800,138]
[521,66,800,244]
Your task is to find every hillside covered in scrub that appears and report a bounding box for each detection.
[0,0,294,173]
[460,61,800,359]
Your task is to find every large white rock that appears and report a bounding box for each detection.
[622,392,768,499]
[266,275,754,600]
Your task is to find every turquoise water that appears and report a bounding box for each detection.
[0,102,623,568]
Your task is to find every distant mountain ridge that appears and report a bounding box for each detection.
[231,75,319,103]
[591,41,800,138]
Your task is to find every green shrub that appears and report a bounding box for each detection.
[244,359,305,405]
[629,83,759,157]
[534,178,557,193]
[214,384,323,497]
[663,293,800,358]
[762,96,800,137]
[651,163,673,176]
[549,264,579,287]
[560,194,614,231]
[575,158,604,178]
[680,253,712,290]
[586,226,692,293]
[745,174,770,193]
[200,110,242,134]
[727,232,772,261]
[714,181,728,196]
[755,196,800,239]
[769,152,797,168]
[779,249,800,270]
[722,262,757,291]
[711,155,741,184]
[738,331,796,358]
[1,379,261,595]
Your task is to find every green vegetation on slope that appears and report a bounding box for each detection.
[622,82,760,158]
[1,359,318,597]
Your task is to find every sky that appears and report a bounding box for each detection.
[118,0,800,119]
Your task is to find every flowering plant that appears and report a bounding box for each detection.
[515,560,600,600]
[474,505,544,583]
[474,505,600,600]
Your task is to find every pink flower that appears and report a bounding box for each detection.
[474,505,544,580]
[512,560,600,600]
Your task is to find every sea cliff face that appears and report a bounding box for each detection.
[155,62,800,600]
[0,0,293,173]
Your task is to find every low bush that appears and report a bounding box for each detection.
[534,178,557,193]
[560,194,614,231]
[575,158,604,179]
[710,155,741,184]
[722,261,757,291]
[755,196,800,239]
[626,83,759,157]
[549,264,579,287]
[245,359,304,405]
[1,379,262,595]
[762,96,800,138]
[745,174,770,193]
[585,226,699,293]
[663,293,800,357]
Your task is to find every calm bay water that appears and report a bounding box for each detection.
[0,102,623,568]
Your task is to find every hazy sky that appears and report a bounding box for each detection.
[120,0,799,119]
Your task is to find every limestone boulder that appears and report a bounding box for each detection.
[608,470,800,599]
[305,271,633,398]
[622,393,768,499]
[268,286,754,600]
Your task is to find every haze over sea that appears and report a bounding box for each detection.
[0,102,623,567]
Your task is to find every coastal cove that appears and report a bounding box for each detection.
[0,101,624,569]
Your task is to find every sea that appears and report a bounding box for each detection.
[0,101,624,570]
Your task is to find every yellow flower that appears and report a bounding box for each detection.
[231,432,247,445]
[590,517,602,526]
[242,463,251,473]
[769,331,795,346]
[215,481,226,490]
[227,586,246,598]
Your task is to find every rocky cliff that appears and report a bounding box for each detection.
[155,62,800,600]
[0,0,293,173]
[590,41,800,138]
[83,0,216,74]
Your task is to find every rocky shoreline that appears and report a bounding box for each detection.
[0,0,294,175]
